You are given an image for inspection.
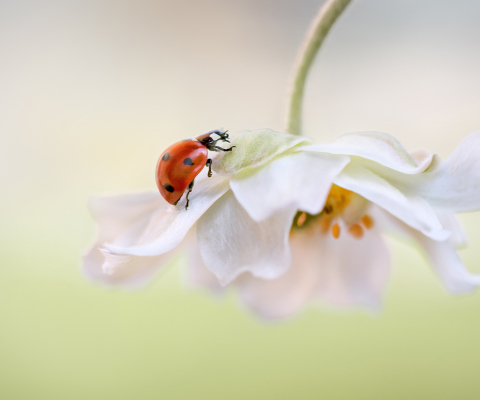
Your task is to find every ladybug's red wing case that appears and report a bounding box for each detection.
[156,139,208,204]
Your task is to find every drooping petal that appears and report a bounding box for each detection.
[415,234,480,294]
[401,131,480,212]
[371,206,480,295]
[83,248,170,288]
[230,151,350,221]
[334,164,450,241]
[197,190,296,286]
[237,222,391,319]
[436,213,468,248]
[104,173,229,256]
[316,223,391,310]
[184,233,224,293]
[236,229,323,319]
[302,131,433,174]
[83,191,169,287]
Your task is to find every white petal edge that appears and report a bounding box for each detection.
[230,151,350,222]
[235,227,326,319]
[83,191,168,287]
[105,172,229,256]
[236,221,390,319]
[83,248,171,288]
[315,220,391,310]
[403,131,480,212]
[302,131,433,174]
[183,232,224,293]
[372,207,480,295]
[416,234,480,294]
[334,164,450,241]
[197,190,296,286]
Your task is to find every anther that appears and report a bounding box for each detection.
[297,212,307,227]
[361,214,374,229]
[348,224,364,239]
[332,223,340,239]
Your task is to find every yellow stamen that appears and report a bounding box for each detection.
[348,224,364,239]
[332,223,341,239]
[297,212,307,227]
[361,214,374,229]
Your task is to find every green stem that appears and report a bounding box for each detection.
[286,0,352,136]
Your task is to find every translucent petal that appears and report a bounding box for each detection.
[237,223,390,319]
[335,164,450,241]
[197,190,296,286]
[105,173,229,256]
[303,131,433,174]
[230,151,349,221]
[83,191,169,287]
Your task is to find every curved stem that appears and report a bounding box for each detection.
[286,0,352,136]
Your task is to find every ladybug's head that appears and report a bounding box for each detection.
[197,129,231,151]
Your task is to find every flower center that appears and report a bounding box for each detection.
[291,184,374,239]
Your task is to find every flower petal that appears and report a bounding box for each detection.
[372,207,480,294]
[83,248,170,288]
[197,190,296,286]
[185,233,224,293]
[334,164,450,241]
[436,213,468,248]
[315,222,391,310]
[105,173,229,256]
[230,151,350,221]
[410,228,480,294]
[403,131,480,212]
[303,131,433,174]
[213,129,312,176]
[237,221,390,319]
[83,191,168,286]
[236,229,323,319]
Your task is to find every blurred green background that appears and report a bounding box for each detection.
[2,0,480,399]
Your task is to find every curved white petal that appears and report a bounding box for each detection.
[237,222,390,319]
[83,191,169,287]
[372,207,480,294]
[405,131,480,212]
[437,213,468,248]
[335,164,450,241]
[83,248,170,288]
[236,228,325,319]
[302,131,433,174]
[416,234,480,294]
[230,152,350,221]
[105,173,229,256]
[315,222,391,310]
[197,190,296,286]
[185,234,223,293]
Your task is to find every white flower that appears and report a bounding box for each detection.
[83,129,480,319]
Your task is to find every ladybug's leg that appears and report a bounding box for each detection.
[185,179,195,210]
[206,159,213,177]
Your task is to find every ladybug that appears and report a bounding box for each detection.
[155,129,234,209]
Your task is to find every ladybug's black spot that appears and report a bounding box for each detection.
[183,157,194,166]
[162,152,171,162]
[163,183,175,193]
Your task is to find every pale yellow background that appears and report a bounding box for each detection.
[1,0,480,399]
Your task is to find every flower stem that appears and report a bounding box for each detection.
[286,0,352,136]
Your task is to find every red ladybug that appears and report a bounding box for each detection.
[155,130,234,209]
